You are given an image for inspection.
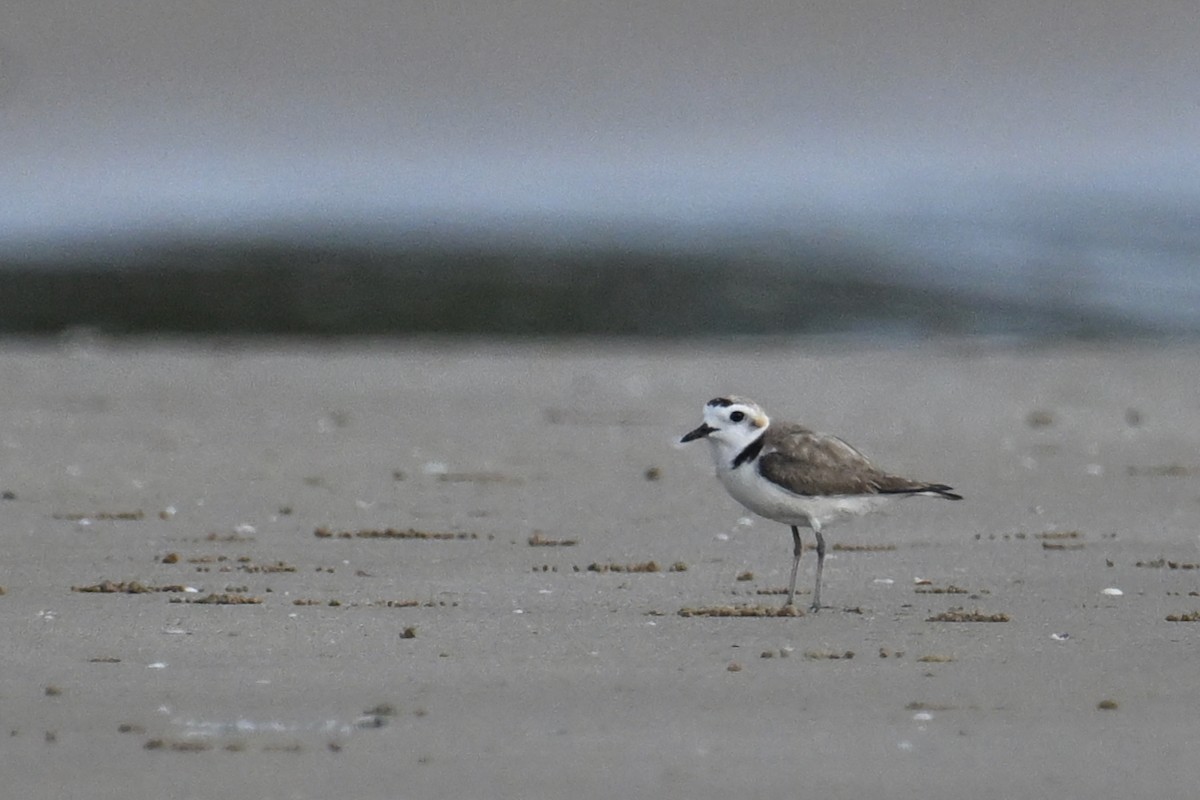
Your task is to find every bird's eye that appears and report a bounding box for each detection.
[729,411,746,423]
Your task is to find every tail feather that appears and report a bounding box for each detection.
[877,479,962,500]
[921,483,963,501]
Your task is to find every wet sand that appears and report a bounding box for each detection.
[3,338,1200,799]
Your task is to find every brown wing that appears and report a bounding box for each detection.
[758,424,944,497]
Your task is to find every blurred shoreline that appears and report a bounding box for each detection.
[1,228,1190,340]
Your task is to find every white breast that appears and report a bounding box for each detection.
[714,454,891,529]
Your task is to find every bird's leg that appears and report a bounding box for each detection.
[810,522,826,612]
[786,525,803,609]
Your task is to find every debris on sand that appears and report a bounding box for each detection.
[926,608,1010,623]
[315,527,478,540]
[678,604,804,618]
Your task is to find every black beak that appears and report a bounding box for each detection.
[680,423,716,443]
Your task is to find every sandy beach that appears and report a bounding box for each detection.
[3,338,1199,799]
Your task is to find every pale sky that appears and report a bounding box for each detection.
[4,1,1200,245]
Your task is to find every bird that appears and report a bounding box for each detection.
[681,396,962,611]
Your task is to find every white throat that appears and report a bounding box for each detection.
[706,429,764,472]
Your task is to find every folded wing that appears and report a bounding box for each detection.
[758,424,961,499]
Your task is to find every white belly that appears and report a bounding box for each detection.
[716,461,891,529]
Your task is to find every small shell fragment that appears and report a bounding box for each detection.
[1102,587,1123,596]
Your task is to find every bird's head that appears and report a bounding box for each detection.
[680,396,770,452]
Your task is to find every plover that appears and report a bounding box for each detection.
[681,396,962,611]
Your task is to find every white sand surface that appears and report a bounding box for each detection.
[2,339,1199,799]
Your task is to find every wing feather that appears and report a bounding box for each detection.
[758,424,956,497]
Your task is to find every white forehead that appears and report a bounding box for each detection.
[703,398,768,427]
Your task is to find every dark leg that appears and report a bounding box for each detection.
[811,524,826,612]
[785,525,803,608]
